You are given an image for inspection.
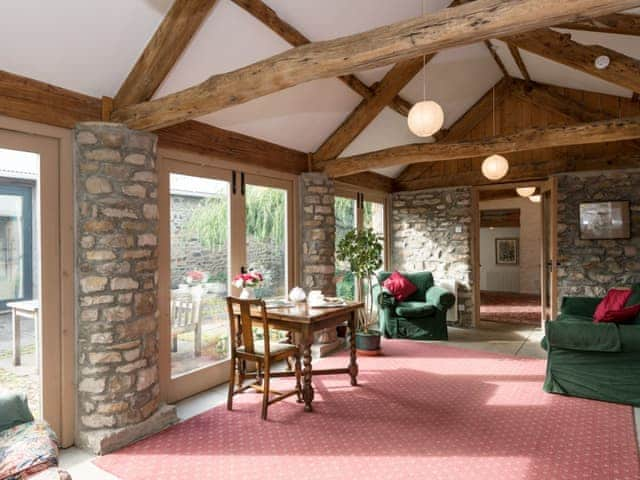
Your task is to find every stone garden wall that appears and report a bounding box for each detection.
[74,122,176,454]
[557,170,640,299]
[391,188,474,326]
[170,195,284,291]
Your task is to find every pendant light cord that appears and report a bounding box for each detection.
[492,86,496,136]
[422,0,426,102]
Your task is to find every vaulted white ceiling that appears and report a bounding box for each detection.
[1,1,639,177]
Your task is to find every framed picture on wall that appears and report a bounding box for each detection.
[495,238,519,265]
[579,201,630,240]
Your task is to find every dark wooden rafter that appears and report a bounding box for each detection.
[398,152,640,190]
[114,0,218,109]
[558,13,640,35]
[319,115,640,177]
[484,40,509,77]
[507,28,640,94]
[480,208,520,228]
[397,77,512,184]
[229,0,413,116]
[110,0,639,131]
[338,171,395,193]
[506,43,531,82]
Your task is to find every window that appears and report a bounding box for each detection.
[334,187,388,303]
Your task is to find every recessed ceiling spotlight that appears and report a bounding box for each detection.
[595,55,610,70]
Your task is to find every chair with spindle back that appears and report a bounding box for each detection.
[226,297,302,420]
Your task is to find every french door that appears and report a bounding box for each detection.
[334,186,389,303]
[158,154,294,403]
[0,130,64,440]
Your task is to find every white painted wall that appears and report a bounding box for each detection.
[480,197,542,294]
[480,227,520,292]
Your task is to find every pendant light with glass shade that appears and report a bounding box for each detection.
[481,87,509,181]
[516,186,536,197]
[407,0,444,138]
[529,194,542,203]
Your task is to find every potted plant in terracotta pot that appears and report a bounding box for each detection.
[336,228,383,355]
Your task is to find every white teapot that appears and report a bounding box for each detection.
[289,287,306,303]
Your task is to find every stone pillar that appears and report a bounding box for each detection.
[299,173,342,355]
[74,122,176,454]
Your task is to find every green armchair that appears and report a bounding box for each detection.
[376,271,455,340]
[542,288,640,406]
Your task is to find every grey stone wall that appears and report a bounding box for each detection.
[299,173,336,295]
[392,188,474,326]
[74,122,176,454]
[557,170,640,299]
[170,194,285,293]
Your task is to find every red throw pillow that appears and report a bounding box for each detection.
[600,303,640,323]
[383,271,417,302]
[593,288,633,322]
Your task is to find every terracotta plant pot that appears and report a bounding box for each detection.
[355,330,381,356]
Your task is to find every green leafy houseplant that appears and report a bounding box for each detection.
[336,228,383,334]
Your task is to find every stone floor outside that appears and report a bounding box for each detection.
[0,311,40,417]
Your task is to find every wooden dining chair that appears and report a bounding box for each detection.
[226,297,302,420]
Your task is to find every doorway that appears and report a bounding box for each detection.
[472,181,557,330]
[158,151,295,403]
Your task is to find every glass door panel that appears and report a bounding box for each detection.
[363,200,386,272]
[245,184,288,299]
[0,187,32,309]
[335,196,358,300]
[169,173,231,378]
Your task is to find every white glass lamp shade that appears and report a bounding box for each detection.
[481,154,509,181]
[408,100,444,137]
[516,186,536,197]
[529,194,542,203]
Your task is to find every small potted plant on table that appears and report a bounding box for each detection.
[336,228,383,355]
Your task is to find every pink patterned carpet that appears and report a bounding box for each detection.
[95,341,639,480]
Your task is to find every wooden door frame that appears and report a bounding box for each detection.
[471,180,549,328]
[540,177,559,322]
[0,115,74,447]
[157,148,298,403]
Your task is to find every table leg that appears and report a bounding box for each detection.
[302,342,314,412]
[348,312,359,386]
[12,309,20,366]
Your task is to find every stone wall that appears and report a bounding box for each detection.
[557,170,640,299]
[170,194,285,292]
[299,173,336,295]
[74,122,176,454]
[392,188,474,326]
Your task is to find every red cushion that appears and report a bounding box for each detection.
[593,288,633,322]
[383,271,417,302]
[600,303,640,323]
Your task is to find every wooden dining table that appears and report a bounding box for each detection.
[238,301,364,412]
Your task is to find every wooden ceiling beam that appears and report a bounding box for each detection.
[312,57,425,162]
[484,40,510,77]
[508,28,640,94]
[396,77,512,184]
[397,151,640,190]
[319,115,640,177]
[111,0,638,131]
[507,43,532,82]
[558,13,640,35]
[229,0,414,117]
[0,69,101,128]
[338,171,395,193]
[113,0,218,109]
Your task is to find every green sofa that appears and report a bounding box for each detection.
[376,271,455,341]
[542,289,640,406]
